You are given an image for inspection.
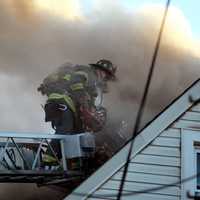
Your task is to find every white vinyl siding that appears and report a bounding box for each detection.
[173,106,200,129]
[75,103,200,200]
[190,104,200,112]
[88,127,181,200]
[89,190,180,200]
[65,81,200,200]
[88,103,200,200]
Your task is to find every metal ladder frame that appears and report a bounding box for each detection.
[0,132,83,184]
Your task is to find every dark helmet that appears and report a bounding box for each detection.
[90,59,117,79]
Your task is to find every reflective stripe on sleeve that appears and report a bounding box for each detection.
[63,74,71,81]
[70,83,84,91]
[48,93,76,113]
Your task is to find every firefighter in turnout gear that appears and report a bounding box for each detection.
[38,59,117,134]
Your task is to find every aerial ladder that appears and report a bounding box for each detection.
[0,131,95,186]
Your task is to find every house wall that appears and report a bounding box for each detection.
[86,103,200,200]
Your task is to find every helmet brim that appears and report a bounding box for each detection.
[90,64,116,78]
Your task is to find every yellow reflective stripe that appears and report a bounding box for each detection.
[62,95,76,113]
[70,83,84,91]
[43,154,57,163]
[48,93,63,99]
[63,74,71,81]
[48,93,76,113]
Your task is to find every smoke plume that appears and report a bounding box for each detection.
[0,0,200,199]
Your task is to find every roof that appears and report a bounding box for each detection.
[65,79,200,200]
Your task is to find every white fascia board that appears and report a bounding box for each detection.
[65,79,200,200]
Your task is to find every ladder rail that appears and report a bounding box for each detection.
[0,132,94,184]
[0,133,70,172]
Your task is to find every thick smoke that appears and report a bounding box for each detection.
[0,0,200,199]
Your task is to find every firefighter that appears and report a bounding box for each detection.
[74,59,117,132]
[38,59,117,164]
[38,59,117,134]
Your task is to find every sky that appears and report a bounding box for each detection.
[34,0,200,39]
[123,0,200,39]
